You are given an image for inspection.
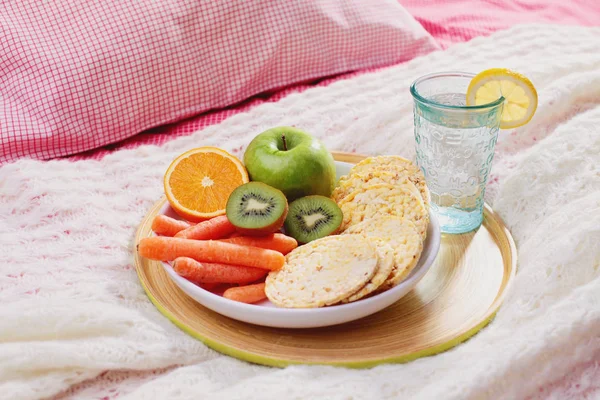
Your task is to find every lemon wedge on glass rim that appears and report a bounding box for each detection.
[466,68,538,129]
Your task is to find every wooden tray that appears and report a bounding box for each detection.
[134,152,517,368]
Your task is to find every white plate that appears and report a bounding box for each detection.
[158,161,441,328]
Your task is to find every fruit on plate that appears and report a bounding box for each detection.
[226,181,289,236]
[466,68,538,129]
[283,195,343,244]
[243,126,336,201]
[141,146,433,308]
[164,147,249,222]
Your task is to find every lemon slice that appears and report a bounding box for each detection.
[466,68,538,129]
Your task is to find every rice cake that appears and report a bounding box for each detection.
[348,155,430,206]
[265,235,378,308]
[343,216,423,290]
[338,183,429,239]
[340,240,394,303]
[332,171,420,204]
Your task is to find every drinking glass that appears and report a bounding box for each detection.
[410,72,504,234]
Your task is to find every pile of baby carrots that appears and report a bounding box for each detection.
[137,215,298,304]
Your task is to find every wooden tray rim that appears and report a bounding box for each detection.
[133,151,517,368]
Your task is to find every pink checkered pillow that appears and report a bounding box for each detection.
[0,1,438,164]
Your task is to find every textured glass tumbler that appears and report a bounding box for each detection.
[410,72,504,234]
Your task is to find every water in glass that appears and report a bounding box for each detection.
[414,92,499,233]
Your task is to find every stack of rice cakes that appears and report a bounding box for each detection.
[265,156,430,308]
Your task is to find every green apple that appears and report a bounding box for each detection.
[243,126,336,201]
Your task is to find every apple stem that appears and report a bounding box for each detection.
[281,134,288,151]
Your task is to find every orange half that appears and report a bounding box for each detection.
[164,147,249,222]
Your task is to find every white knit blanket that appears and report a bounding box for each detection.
[1,24,599,400]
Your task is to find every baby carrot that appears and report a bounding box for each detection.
[175,215,236,240]
[173,257,267,284]
[151,215,192,236]
[138,236,285,270]
[198,282,220,291]
[223,283,267,304]
[219,233,298,255]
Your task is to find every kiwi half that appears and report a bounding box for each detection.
[226,182,288,236]
[284,195,343,244]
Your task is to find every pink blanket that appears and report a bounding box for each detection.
[402,0,600,48]
[68,0,600,162]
